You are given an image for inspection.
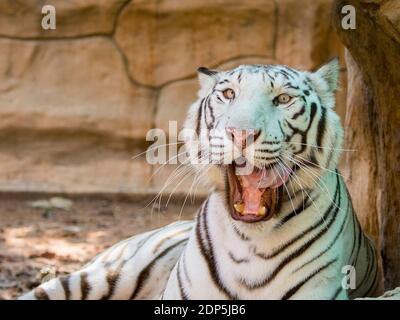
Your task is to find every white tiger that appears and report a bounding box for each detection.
[20,59,382,300]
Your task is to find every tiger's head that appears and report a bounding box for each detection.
[183,59,343,223]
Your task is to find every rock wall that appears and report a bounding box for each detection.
[0,0,345,196]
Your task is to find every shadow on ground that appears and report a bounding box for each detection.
[0,193,201,299]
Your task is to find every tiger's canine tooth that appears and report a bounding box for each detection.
[234,202,244,214]
[257,206,266,216]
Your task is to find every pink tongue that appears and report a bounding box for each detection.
[239,167,290,215]
[241,186,264,214]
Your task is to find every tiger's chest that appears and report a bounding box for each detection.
[163,185,355,300]
[206,236,344,299]
[163,210,348,300]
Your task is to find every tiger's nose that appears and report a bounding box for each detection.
[225,127,261,150]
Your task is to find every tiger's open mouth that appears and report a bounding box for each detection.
[227,159,291,223]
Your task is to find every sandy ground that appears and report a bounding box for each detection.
[0,193,200,300]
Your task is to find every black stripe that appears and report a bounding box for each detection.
[116,229,161,269]
[275,196,312,228]
[60,276,71,300]
[177,260,189,300]
[278,121,285,138]
[316,106,327,151]
[104,242,129,268]
[206,97,215,129]
[231,223,250,241]
[197,202,211,253]
[254,156,279,161]
[282,66,299,78]
[303,151,320,168]
[101,239,133,263]
[80,272,90,300]
[217,79,229,85]
[350,239,376,297]
[196,98,205,135]
[309,103,318,127]
[198,67,217,76]
[293,194,349,272]
[129,239,187,299]
[195,199,236,299]
[34,287,50,300]
[101,270,120,300]
[291,102,318,155]
[332,287,343,300]
[181,250,192,286]
[228,251,250,264]
[245,176,341,289]
[201,200,235,298]
[278,69,292,80]
[284,83,300,90]
[237,71,243,83]
[361,241,373,285]
[347,220,363,297]
[364,255,379,297]
[281,258,337,299]
[351,219,363,268]
[256,175,340,261]
[364,243,378,294]
[348,207,357,261]
[262,140,280,145]
[152,227,192,254]
[292,105,306,120]
[256,146,281,153]
[281,186,312,203]
[203,95,211,129]
[267,72,275,83]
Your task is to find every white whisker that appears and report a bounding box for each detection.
[286,141,355,152]
[279,158,324,226]
[274,159,296,217]
[282,152,346,216]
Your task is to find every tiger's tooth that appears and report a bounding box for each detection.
[234,202,244,214]
[257,206,266,216]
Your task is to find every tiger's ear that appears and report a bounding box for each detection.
[312,58,340,92]
[197,67,219,94]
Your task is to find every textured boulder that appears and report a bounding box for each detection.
[114,0,276,86]
[0,132,152,194]
[0,37,155,193]
[0,0,127,38]
[0,38,155,139]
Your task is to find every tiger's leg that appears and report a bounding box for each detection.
[19,221,192,300]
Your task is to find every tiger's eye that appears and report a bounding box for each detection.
[277,93,292,104]
[222,88,235,100]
